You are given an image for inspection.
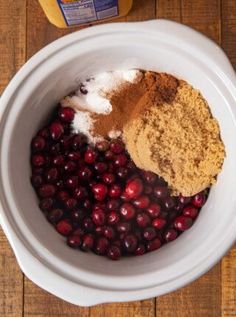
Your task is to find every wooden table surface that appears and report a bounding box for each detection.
[1,0,236,316]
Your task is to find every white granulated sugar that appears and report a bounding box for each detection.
[108,130,122,139]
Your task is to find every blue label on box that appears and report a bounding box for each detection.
[57,0,118,26]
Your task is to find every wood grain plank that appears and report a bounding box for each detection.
[0,1,26,316]
[156,1,222,317]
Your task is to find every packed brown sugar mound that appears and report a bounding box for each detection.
[123,81,225,196]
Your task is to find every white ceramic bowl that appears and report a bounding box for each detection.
[1,20,236,306]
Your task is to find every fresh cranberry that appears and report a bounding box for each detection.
[66,176,78,189]
[147,203,161,218]
[73,228,85,237]
[103,226,116,239]
[120,203,135,220]
[134,244,146,256]
[93,202,106,211]
[47,208,63,224]
[102,173,115,185]
[174,216,193,231]
[56,219,72,236]
[107,245,121,260]
[192,192,206,208]
[67,234,81,248]
[60,135,73,150]
[58,107,75,122]
[57,190,70,202]
[109,184,122,198]
[95,226,104,235]
[96,140,109,152]
[154,186,169,199]
[133,195,150,209]
[77,166,93,181]
[83,217,95,232]
[116,167,129,179]
[95,237,109,255]
[107,211,120,225]
[136,213,151,228]
[32,154,45,167]
[45,168,59,183]
[125,178,143,199]
[39,198,54,211]
[82,199,92,210]
[84,149,97,164]
[123,234,137,253]
[175,202,184,212]
[163,197,175,210]
[104,150,114,160]
[38,127,49,139]
[143,227,157,241]
[183,205,199,218]
[50,122,64,140]
[70,209,85,223]
[107,199,120,210]
[64,161,76,173]
[31,136,46,152]
[144,186,153,194]
[50,143,61,154]
[164,229,178,242]
[146,238,161,251]
[67,151,81,161]
[53,155,65,166]
[92,208,106,226]
[117,222,131,233]
[31,175,43,188]
[65,198,77,209]
[38,184,56,198]
[142,171,157,184]
[94,162,108,174]
[81,234,94,251]
[92,183,108,201]
[152,218,166,229]
[72,134,87,150]
[120,191,130,202]
[179,195,191,205]
[114,154,127,167]
[110,140,124,154]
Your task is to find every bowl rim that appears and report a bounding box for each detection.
[1,19,236,306]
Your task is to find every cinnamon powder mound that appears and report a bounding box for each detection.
[123,81,225,196]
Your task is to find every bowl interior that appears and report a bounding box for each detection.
[3,33,236,290]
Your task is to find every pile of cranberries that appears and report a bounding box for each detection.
[30,105,208,260]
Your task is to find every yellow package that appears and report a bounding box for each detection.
[39,0,133,28]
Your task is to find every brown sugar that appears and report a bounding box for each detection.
[123,81,225,196]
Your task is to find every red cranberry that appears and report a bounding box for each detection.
[67,234,81,248]
[38,184,56,198]
[39,198,54,211]
[94,162,108,174]
[154,186,169,199]
[107,211,120,225]
[66,176,78,189]
[114,154,127,167]
[73,228,85,237]
[143,227,157,241]
[72,134,87,150]
[58,107,75,122]
[164,229,178,242]
[95,237,109,255]
[53,155,65,166]
[64,161,76,173]
[146,238,161,251]
[81,234,94,251]
[31,136,46,152]
[57,190,70,202]
[104,150,114,160]
[38,127,49,139]
[142,171,157,184]
[110,140,124,154]
[174,216,193,231]
[107,245,121,260]
[120,203,135,220]
[163,197,176,210]
[135,244,146,256]
[82,199,92,210]
[179,195,191,205]
[60,135,73,150]
[67,152,81,161]
[78,166,93,181]
[136,213,151,228]
[93,202,106,211]
[56,219,72,236]
[107,199,120,210]
[123,234,137,253]
[31,175,43,188]
[70,209,85,223]
[84,149,97,164]
[32,154,45,167]
[116,167,129,179]
[50,122,64,140]
[192,192,206,208]
[175,202,185,212]
[183,205,199,218]
[109,184,122,198]
[144,186,153,194]
[65,198,77,209]
[92,183,108,201]
[47,208,63,224]
[56,180,64,190]
[95,226,104,235]
[120,191,130,202]
[147,203,161,218]
[45,168,59,183]
[152,218,166,229]
[83,217,95,232]
[96,140,109,152]
[103,226,116,239]
[50,143,61,154]
[133,195,150,209]
[102,173,115,185]
[125,178,143,199]
[92,208,106,226]
[117,222,131,233]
